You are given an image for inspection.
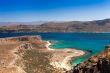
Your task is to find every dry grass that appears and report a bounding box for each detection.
[23,49,55,73]
[0,36,64,73]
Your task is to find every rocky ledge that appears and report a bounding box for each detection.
[71,45,110,73]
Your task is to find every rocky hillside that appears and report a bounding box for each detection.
[1,36,84,73]
[0,36,64,73]
[0,18,110,32]
[72,45,110,73]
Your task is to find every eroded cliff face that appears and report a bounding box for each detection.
[72,46,110,73]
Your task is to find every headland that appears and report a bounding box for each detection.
[0,36,85,73]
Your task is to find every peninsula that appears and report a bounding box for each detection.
[0,36,85,73]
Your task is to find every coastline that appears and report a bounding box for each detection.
[1,35,110,73]
[46,41,85,70]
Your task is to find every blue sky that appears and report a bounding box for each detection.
[0,0,110,22]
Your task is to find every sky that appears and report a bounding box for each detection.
[0,0,110,22]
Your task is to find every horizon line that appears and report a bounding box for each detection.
[0,18,110,23]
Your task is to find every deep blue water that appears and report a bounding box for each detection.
[0,32,110,65]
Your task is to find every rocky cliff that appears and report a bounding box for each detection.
[72,45,110,73]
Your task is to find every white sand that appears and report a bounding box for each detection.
[46,41,85,70]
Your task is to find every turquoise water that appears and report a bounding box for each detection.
[0,32,110,65]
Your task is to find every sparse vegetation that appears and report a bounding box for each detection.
[23,49,63,73]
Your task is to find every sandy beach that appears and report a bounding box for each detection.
[46,41,85,70]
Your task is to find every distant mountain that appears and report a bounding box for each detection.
[0,18,110,32]
[0,21,46,26]
[37,18,110,32]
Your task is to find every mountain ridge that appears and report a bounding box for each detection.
[0,18,110,32]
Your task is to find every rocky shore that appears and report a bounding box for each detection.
[71,45,110,73]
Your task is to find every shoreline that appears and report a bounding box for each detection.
[46,41,85,70]
[2,31,110,34]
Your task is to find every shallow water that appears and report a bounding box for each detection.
[0,32,110,64]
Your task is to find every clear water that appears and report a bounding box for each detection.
[0,32,110,65]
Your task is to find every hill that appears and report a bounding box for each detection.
[0,18,110,32]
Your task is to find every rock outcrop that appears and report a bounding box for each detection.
[72,45,110,73]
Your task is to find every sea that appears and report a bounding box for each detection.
[0,32,110,65]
